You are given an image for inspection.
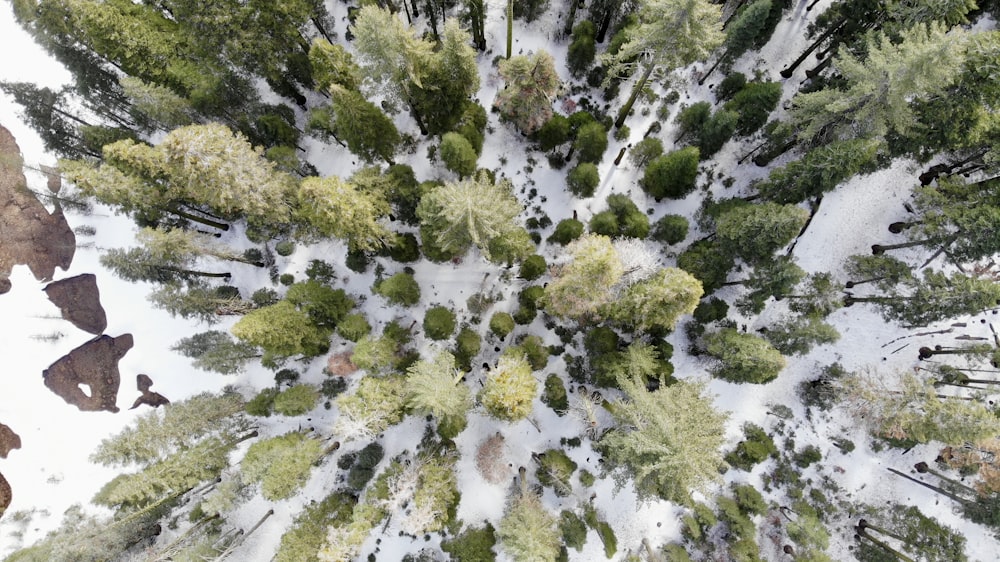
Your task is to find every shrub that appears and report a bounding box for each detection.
[336,313,371,342]
[641,147,700,200]
[548,219,584,245]
[589,211,619,237]
[252,288,280,307]
[275,368,299,386]
[794,445,823,468]
[574,122,608,164]
[512,335,550,370]
[542,373,568,414]
[513,305,537,326]
[560,510,588,551]
[273,384,319,416]
[489,312,516,338]
[275,240,296,256]
[423,306,457,340]
[725,423,777,470]
[652,214,689,245]
[441,523,497,562]
[732,483,767,515]
[705,329,786,384]
[629,137,664,167]
[567,162,599,197]
[716,72,747,102]
[279,273,295,286]
[381,232,420,263]
[537,114,570,152]
[374,272,421,306]
[346,442,384,491]
[519,285,545,311]
[440,132,478,178]
[305,259,336,283]
[519,254,547,280]
[246,387,279,417]
[454,327,482,371]
[345,248,370,273]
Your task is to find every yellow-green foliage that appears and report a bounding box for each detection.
[335,375,407,440]
[242,432,323,501]
[481,352,538,421]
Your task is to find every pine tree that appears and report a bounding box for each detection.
[699,0,771,83]
[149,281,255,323]
[172,331,260,375]
[136,227,263,266]
[308,39,363,92]
[755,138,881,204]
[497,491,561,562]
[845,254,913,290]
[118,76,195,130]
[230,300,331,360]
[328,85,400,164]
[241,432,325,501]
[440,132,478,178]
[405,349,472,438]
[295,175,391,251]
[416,172,524,261]
[335,375,408,441]
[716,202,809,264]
[601,378,727,504]
[410,20,481,135]
[604,268,704,333]
[704,328,786,384]
[640,147,700,200]
[494,51,561,134]
[544,234,625,319]
[733,256,806,315]
[603,0,724,128]
[762,316,840,356]
[100,247,231,285]
[902,176,1000,262]
[481,351,538,422]
[845,269,1000,326]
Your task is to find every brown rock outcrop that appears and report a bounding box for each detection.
[129,374,170,410]
[0,125,75,293]
[43,274,108,335]
[42,334,133,413]
[0,471,10,518]
[0,423,20,458]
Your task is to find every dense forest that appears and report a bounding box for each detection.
[2,0,1000,560]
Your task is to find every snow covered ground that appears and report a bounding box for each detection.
[2,0,1000,560]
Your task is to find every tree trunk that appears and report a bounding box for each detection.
[871,239,937,254]
[563,0,580,36]
[160,266,231,279]
[779,19,847,78]
[167,206,230,231]
[615,58,656,129]
[856,525,915,562]
[887,466,972,506]
[506,0,514,59]
[596,9,614,43]
[845,276,888,289]
[914,462,981,496]
[804,55,834,79]
[698,54,727,85]
[919,148,989,185]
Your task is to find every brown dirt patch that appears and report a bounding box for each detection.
[43,273,107,335]
[0,423,20,458]
[42,334,133,413]
[326,352,358,376]
[0,124,75,294]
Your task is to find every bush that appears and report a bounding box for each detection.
[716,72,747,102]
[454,327,482,371]
[697,109,738,158]
[693,297,729,324]
[537,449,577,496]
[574,122,608,163]
[542,373,568,414]
[336,313,371,341]
[275,368,299,386]
[641,147,700,200]
[537,114,570,152]
[732,483,767,515]
[251,288,280,307]
[440,132,478,178]
[345,248,370,273]
[725,423,777,470]
[794,445,823,468]
[652,214,689,245]
[567,21,597,77]
[246,387,279,417]
[675,102,712,143]
[589,211,619,237]
[548,219,585,245]
[305,259,336,283]
[275,240,296,256]
[423,306,457,340]
[321,377,347,399]
[346,442,384,491]
[519,254,547,280]
[441,523,497,562]
[519,285,546,311]
[629,137,664,167]
[375,272,421,306]
[279,273,295,286]
[512,335,550,370]
[273,384,319,416]
[559,511,588,552]
[585,326,620,357]
[567,162,599,197]
[489,312,515,338]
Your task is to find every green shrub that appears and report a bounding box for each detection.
[246,387,279,417]
[537,114,570,152]
[578,469,595,487]
[336,313,371,342]
[559,511,588,552]
[489,312,515,338]
[279,273,295,286]
[652,214,689,245]
[520,254,547,280]
[794,445,823,468]
[275,368,299,387]
[513,306,537,325]
[693,297,729,324]
[513,335,549,370]
[423,306,457,340]
[732,483,767,515]
[542,374,568,414]
[345,248,370,273]
[629,136,664,168]
[273,384,319,416]
[519,285,546,310]
[346,442,384,491]
[440,132,478,177]
[454,327,482,371]
[381,232,420,263]
[537,449,577,496]
[441,523,497,561]
[641,147,700,200]
[575,122,608,163]
[305,260,336,283]
[285,281,355,328]
[321,377,347,399]
[375,272,421,306]
[725,423,778,470]
[252,288,280,307]
[567,162,600,197]
[589,211,619,237]
[275,240,296,256]
[548,218,585,245]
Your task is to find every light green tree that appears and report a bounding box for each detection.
[405,349,472,438]
[136,227,263,266]
[762,316,840,356]
[704,328,786,384]
[481,351,538,422]
[604,268,704,333]
[335,375,408,440]
[119,76,194,130]
[417,171,524,261]
[295,175,391,251]
[374,272,422,306]
[497,490,561,562]
[273,385,320,416]
[845,269,1000,326]
[601,377,727,505]
[440,132,478,178]
[241,432,325,501]
[150,281,255,324]
[716,202,809,264]
[308,39,362,92]
[410,20,481,135]
[544,234,624,319]
[172,331,260,374]
[231,300,331,359]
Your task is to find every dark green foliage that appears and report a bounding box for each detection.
[454,327,482,371]
[651,214,689,245]
[247,387,279,417]
[542,374,568,414]
[567,21,597,77]
[305,260,336,283]
[384,165,424,225]
[858,504,968,562]
[641,147,700,200]
[574,122,609,164]
[697,109,738,158]
[252,288,280,307]
[548,219,585,245]
[716,73,747,102]
[732,483,766,515]
[286,281,355,329]
[559,511,588,552]
[513,0,550,21]
[693,297,729,324]
[455,103,488,155]
[725,81,781,135]
[762,316,840,356]
[275,491,357,562]
[736,257,807,315]
[345,248,370,273]
[799,363,847,412]
[716,203,809,265]
[329,86,399,164]
[568,110,597,133]
[520,254,547,280]
[537,114,571,151]
[629,136,664,167]
[380,233,421,263]
[585,326,621,358]
[275,368,299,387]
[346,442,384,492]
[424,306,458,340]
[321,377,348,399]
[337,313,371,342]
[513,335,550,370]
[590,194,650,238]
[489,312,516,338]
[583,505,617,558]
[441,132,479,178]
[677,240,735,293]
[756,138,881,204]
[375,272,421,306]
[675,102,712,144]
[519,285,546,311]
[537,449,577,496]
[441,523,497,561]
[725,423,777,470]
[567,162,600,197]
[794,445,822,468]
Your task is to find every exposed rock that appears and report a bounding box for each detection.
[42,334,133,413]
[130,374,170,410]
[0,423,20,458]
[326,352,358,377]
[0,471,9,519]
[0,125,75,293]
[43,274,107,335]
[39,164,61,193]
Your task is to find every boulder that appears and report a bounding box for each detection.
[43,274,107,335]
[0,423,19,458]
[129,374,170,410]
[42,334,133,413]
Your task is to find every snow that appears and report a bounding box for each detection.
[2,0,1000,560]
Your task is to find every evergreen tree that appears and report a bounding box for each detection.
[284,281,355,329]
[845,269,1000,326]
[699,0,772,83]
[704,328,786,384]
[423,306,458,340]
[328,85,400,164]
[411,20,481,135]
[172,331,260,375]
[903,175,1000,262]
[374,272,422,306]
[295,175,391,251]
[544,234,625,319]
[762,316,840,356]
[603,268,704,333]
[567,21,597,77]
[715,202,809,264]
[601,378,727,504]
[100,247,231,285]
[733,256,806,315]
[640,147,700,200]
[150,281,255,324]
[567,162,600,197]
[405,349,472,438]
[494,51,561,134]
[440,132,479,178]
[497,491,561,562]
[537,114,570,152]
[335,375,408,441]
[136,227,262,267]
[574,121,609,164]
[241,432,325,501]
[844,254,913,290]
[417,172,524,262]
[756,138,881,204]
[308,39,363,92]
[118,76,195,131]
[231,300,331,359]
[481,351,537,422]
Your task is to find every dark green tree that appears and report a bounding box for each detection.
[640,147,700,200]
